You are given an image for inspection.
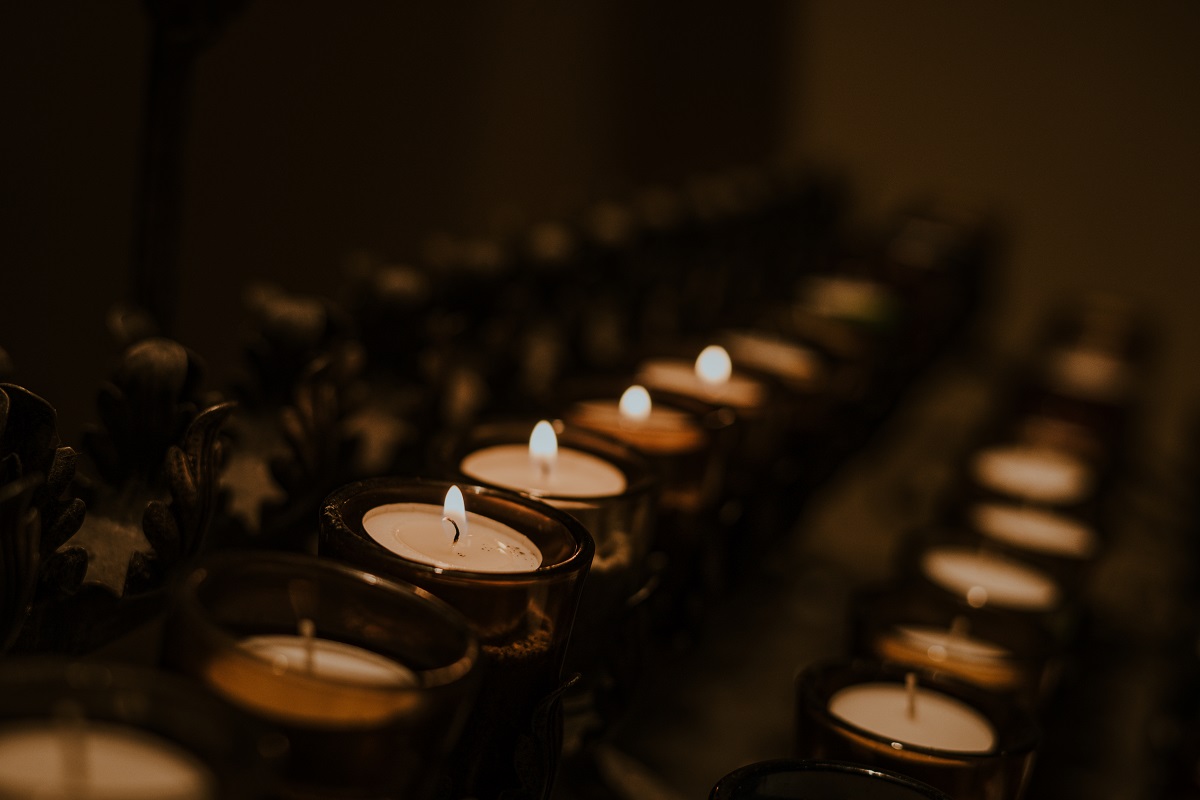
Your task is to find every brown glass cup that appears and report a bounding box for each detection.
[796,659,1039,800]
[162,551,481,800]
[710,759,952,800]
[0,659,283,799]
[430,422,657,685]
[320,478,594,800]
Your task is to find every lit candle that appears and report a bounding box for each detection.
[970,502,1098,559]
[0,719,215,800]
[567,386,707,456]
[827,675,996,753]
[920,546,1060,612]
[459,421,627,499]
[363,486,542,573]
[636,345,766,410]
[971,444,1092,505]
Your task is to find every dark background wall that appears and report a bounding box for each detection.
[3,2,1199,455]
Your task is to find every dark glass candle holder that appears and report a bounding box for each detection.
[796,659,1039,800]
[560,382,735,633]
[320,478,595,800]
[0,659,283,799]
[710,758,952,800]
[162,551,481,800]
[851,583,1060,709]
[431,423,658,721]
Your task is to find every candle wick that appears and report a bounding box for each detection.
[444,516,462,545]
[53,700,88,792]
[298,618,316,676]
[905,672,918,720]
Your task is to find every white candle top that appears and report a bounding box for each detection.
[892,624,1013,664]
[971,502,1098,559]
[721,329,822,383]
[239,635,420,688]
[921,546,1061,612]
[828,681,996,753]
[0,721,216,800]
[364,502,542,572]
[972,444,1092,504]
[636,357,765,410]
[461,444,627,499]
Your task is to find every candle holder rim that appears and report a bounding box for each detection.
[173,549,482,690]
[321,476,597,583]
[710,758,954,800]
[797,658,1041,760]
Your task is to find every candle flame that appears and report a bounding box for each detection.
[695,345,732,386]
[443,485,468,543]
[529,420,558,476]
[619,385,652,422]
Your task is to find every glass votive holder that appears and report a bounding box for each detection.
[319,477,594,800]
[710,758,952,800]
[431,420,657,668]
[0,659,283,799]
[851,583,1060,709]
[560,381,735,632]
[796,659,1039,800]
[162,551,481,800]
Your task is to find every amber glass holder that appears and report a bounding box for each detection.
[162,551,481,800]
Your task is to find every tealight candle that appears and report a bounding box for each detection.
[320,479,595,800]
[875,622,1022,694]
[0,662,279,800]
[970,503,1098,560]
[971,444,1092,505]
[0,720,215,800]
[636,345,767,411]
[920,546,1061,612]
[567,386,708,456]
[459,421,627,498]
[362,486,542,573]
[828,676,997,753]
[852,584,1059,707]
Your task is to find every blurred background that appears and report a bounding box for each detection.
[2,0,1198,451]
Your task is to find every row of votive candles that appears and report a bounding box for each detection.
[0,313,964,800]
[0,287,1142,796]
[766,298,1147,800]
